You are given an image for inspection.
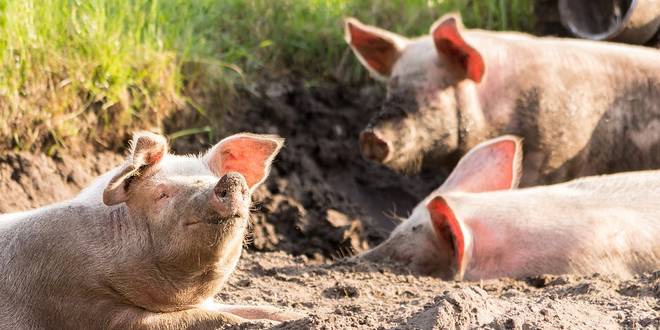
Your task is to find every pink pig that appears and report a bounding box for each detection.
[345,14,660,185]
[361,135,660,280]
[0,132,302,328]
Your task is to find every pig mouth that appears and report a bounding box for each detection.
[184,214,244,226]
[206,215,225,225]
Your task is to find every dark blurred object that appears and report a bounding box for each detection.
[558,0,660,44]
[534,0,571,36]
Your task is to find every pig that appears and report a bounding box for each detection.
[344,14,660,185]
[360,135,660,280]
[0,132,302,328]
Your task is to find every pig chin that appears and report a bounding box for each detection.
[377,128,457,175]
[183,205,249,232]
[203,208,249,227]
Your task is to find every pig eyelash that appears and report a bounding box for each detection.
[157,192,169,200]
[383,206,405,224]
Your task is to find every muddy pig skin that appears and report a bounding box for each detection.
[360,136,660,280]
[0,132,302,329]
[345,14,660,185]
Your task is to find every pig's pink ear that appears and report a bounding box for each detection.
[440,135,522,193]
[427,196,471,280]
[344,17,408,81]
[205,133,284,190]
[103,132,168,206]
[431,14,485,83]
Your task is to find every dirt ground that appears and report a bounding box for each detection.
[221,252,659,329]
[1,77,659,328]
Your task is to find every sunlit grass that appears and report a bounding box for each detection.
[0,0,534,153]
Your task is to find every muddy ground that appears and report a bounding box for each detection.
[222,252,659,329]
[1,78,659,328]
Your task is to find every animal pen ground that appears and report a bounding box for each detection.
[2,76,659,329]
[1,0,659,328]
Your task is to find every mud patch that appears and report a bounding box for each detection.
[219,252,660,329]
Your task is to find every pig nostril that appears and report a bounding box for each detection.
[219,189,227,198]
[359,131,390,162]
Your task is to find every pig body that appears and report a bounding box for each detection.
[449,174,660,279]
[362,136,660,280]
[346,15,660,185]
[0,132,299,329]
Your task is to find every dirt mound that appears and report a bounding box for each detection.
[0,151,120,213]
[219,252,660,329]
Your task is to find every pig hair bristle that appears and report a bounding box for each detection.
[383,207,405,225]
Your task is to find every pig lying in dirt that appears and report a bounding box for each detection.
[345,14,660,185]
[361,136,660,280]
[0,132,301,328]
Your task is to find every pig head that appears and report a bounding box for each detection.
[0,132,301,328]
[360,135,522,279]
[360,135,660,280]
[345,15,476,173]
[100,132,282,310]
[345,14,660,184]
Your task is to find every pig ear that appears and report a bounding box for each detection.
[430,14,485,83]
[103,132,168,206]
[204,133,284,190]
[344,17,408,81]
[440,135,522,193]
[427,196,471,280]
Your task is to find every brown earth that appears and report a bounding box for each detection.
[1,77,658,328]
[220,252,659,329]
[0,151,121,213]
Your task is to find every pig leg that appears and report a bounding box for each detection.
[110,307,246,329]
[214,304,304,322]
[201,299,304,322]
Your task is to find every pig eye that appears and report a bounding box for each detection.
[157,192,169,200]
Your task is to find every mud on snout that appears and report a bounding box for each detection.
[360,121,456,175]
[185,172,251,228]
[359,92,459,174]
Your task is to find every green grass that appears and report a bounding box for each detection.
[0,0,534,153]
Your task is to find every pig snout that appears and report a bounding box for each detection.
[359,130,391,163]
[210,172,249,220]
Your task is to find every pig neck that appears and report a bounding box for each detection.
[450,34,519,154]
[454,79,488,154]
[453,73,528,155]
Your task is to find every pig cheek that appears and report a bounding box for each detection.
[423,96,459,154]
[406,237,447,276]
